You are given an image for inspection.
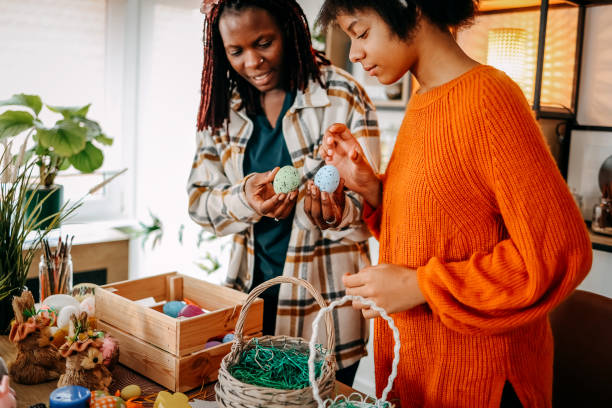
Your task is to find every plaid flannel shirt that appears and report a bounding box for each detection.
[187,65,380,368]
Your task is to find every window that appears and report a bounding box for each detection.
[0,0,128,222]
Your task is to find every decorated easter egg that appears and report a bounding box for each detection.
[80,296,95,316]
[205,340,222,349]
[120,384,141,401]
[178,304,204,318]
[222,333,235,343]
[314,165,340,193]
[42,294,80,314]
[163,301,186,318]
[273,166,300,194]
[38,304,58,326]
[57,305,79,330]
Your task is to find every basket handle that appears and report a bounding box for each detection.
[234,276,336,353]
[308,295,401,408]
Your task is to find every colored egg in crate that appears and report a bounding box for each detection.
[205,340,222,349]
[273,165,300,194]
[222,333,235,343]
[163,301,186,318]
[314,165,340,193]
[178,304,204,318]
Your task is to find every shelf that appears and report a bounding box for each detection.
[536,107,576,120]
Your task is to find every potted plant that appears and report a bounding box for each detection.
[0,94,113,228]
[0,140,79,332]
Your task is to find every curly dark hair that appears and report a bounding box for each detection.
[317,0,478,38]
[197,0,330,132]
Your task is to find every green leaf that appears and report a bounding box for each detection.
[0,110,35,140]
[69,142,103,173]
[0,94,42,115]
[95,133,113,146]
[34,144,47,155]
[58,158,71,171]
[79,117,102,139]
[37,120,87,157]
[114,226,145,237]
[47,103,91,119]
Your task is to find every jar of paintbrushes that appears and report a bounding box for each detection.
[38,235,74,301]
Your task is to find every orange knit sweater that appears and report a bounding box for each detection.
[363,65,592,408]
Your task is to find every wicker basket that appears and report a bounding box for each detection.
[308,295,400,408]
[215,276,336,408]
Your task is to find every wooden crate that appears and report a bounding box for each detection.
[95,272,263,392]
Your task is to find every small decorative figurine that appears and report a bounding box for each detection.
[8,290,64,384]
[58,312,113,392]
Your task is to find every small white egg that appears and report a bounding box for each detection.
[57,305,79,329]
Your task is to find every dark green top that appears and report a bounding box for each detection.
[243,91,295,334]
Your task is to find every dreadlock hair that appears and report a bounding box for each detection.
[317,0,477,39]
[197,0,330,132]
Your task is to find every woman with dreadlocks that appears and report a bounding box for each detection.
[187,0,380,385]
[316,0,591,406]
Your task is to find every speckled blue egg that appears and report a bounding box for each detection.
[314,165,340,193]
[273,165,300,194]
[222,333,235,343]
[163,301,186,318]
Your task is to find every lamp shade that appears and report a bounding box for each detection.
[487,28,528,91]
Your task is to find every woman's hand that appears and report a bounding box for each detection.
[304,179,346,230]
[343,264,427,319]
[244,167,298,220]
[319,123,381,208]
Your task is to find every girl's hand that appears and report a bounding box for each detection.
[244,167,298,220]
[319,123,381,207]
[342,264,426,319]
[304,179,346,230]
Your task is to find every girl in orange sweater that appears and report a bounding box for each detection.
[317,1,592,407]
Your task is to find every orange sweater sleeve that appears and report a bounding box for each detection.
[417,74,592,336]
[362,200,382,240]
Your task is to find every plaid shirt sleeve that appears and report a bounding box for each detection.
[187,129,260,236]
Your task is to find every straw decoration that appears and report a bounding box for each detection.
[229,338,326,390]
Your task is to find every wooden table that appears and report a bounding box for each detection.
[0,336,360,408]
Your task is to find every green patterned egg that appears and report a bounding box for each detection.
[273,165,300,194]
